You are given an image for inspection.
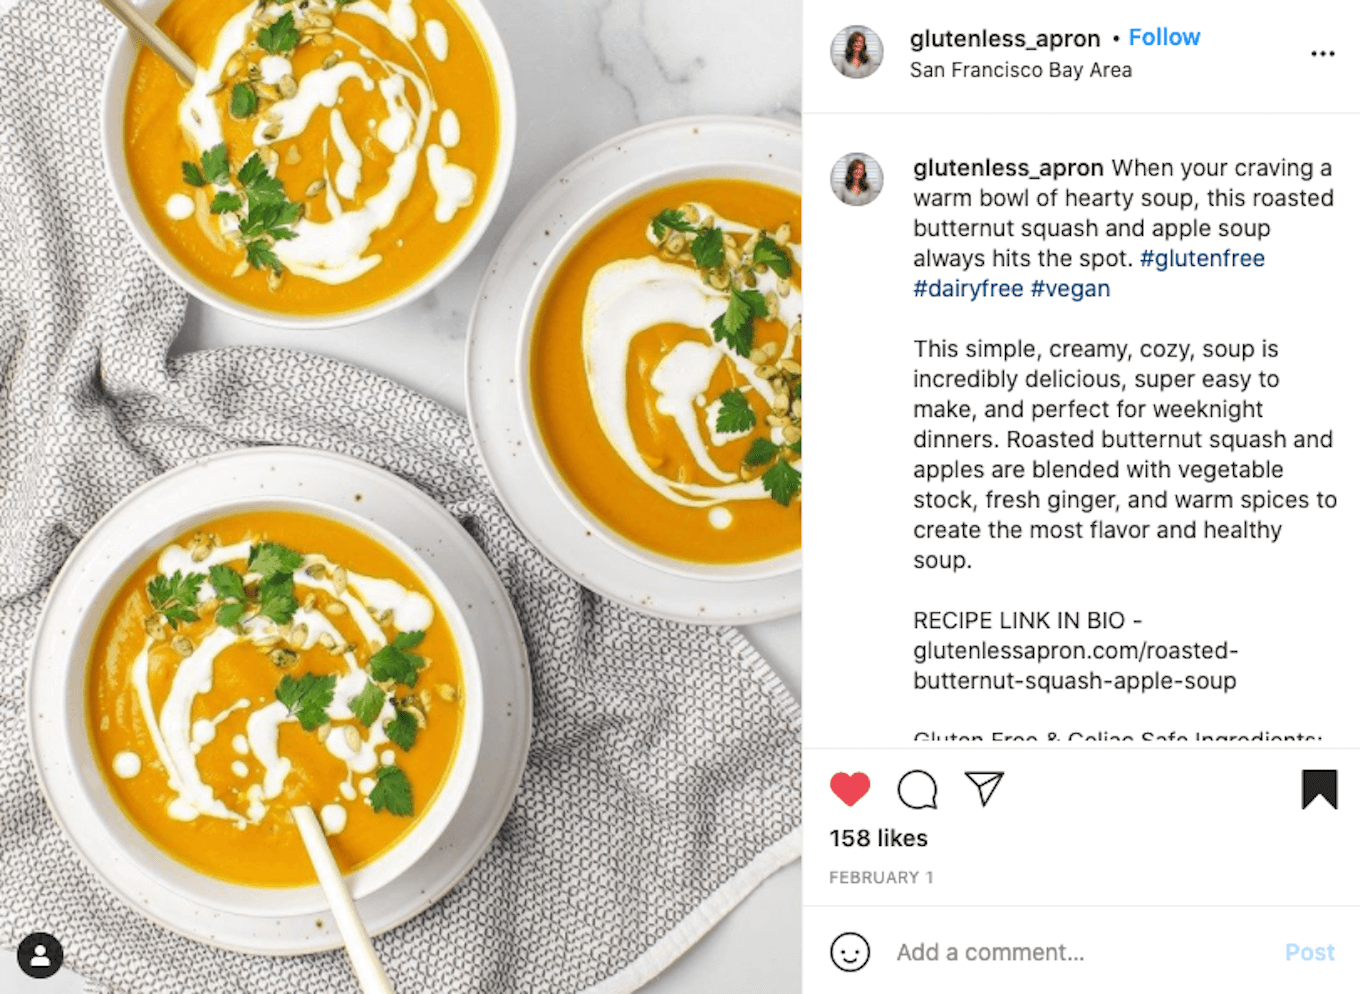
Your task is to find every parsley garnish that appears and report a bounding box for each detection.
[744,437,780,467]
[275,672,336,731]
[210,191,242,215]
[181,143,230,188]
[248,541,304,579]
[714,389,755,435]
[258,572,299,624]
[711,288,768,358]
[230,154,305,273]
[370,630,425,686]
[753,236,792,278]
[369,765,414,816]
[229,83,257,119]
[690,227,725,269]
[147,570,205,629]
[385,710,418,751]
[761,457,801,507]
[257,11,300,54]
[246,239,283,273]
[650,208,696,241]
[209,564,248,628]
[349,681,386,726]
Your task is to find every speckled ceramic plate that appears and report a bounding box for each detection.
[27,447,532,955]
[466,115,802,625]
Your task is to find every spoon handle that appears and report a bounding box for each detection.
[292,806,398,994]
[96,0,198,84]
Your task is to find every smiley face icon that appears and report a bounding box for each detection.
[830,931,870,972]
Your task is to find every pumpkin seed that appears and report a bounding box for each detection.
[225,53,245,77]
[782,425,801,445]
[267,269,282,292]
[269,647,297,668]
[343,725,362,752]
[278,74,298,98]
[305,178,326,198]
[322,51,342,70]
[172,636,195,657]
[231,260,249,279]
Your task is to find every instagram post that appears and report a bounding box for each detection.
[0,0,800,991]
[4,0,1358,991]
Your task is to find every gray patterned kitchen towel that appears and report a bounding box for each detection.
[0,2,802,991]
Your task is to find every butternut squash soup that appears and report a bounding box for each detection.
[87,511,466,888]
[125,0,499,313]
[530,180,802,565]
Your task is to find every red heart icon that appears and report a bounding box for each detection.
[830,772,871,807]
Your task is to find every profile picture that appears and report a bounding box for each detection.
[831,25,882,79]
[831,153,882,207]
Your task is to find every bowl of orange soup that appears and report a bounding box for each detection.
[101,0,514,328]
[520,165,802,580]
[75,500,482,915]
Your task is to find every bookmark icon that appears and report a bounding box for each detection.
[965,772,1004,808]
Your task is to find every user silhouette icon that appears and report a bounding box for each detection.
[17,932,64,979]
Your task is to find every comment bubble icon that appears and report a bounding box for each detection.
[897,770,938,809]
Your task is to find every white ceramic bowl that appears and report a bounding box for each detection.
[516,161,803,583]
[38,495,483,918]
[100,0,516,330]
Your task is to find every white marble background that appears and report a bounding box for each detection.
[169,2,802,991]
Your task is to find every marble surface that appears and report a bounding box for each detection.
[168,2,802,991]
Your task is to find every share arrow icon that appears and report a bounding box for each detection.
[965,772,1004,808]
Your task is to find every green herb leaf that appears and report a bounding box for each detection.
[257,11,300,54]
[245,239,282,273]
[714,389,756,435]
[248,542,304,579]
[789,439,802,457]
[181,161,206,186]
[147,570,205,629]
[349,681,386,726]
[237,153,272,192]
[200,143,230,186]
[368,764,414,816]
[710,288,768,358]
[258,572,299,624]
[761,457,801,507]
[744,436,781,468]
[369,630,425,686]
[650,207,696,240]
[690,227,725,269]
[209,191,242,214]
[215,601,246,628]
[275,672,336,731]
[229,82,258,119]
[385,709,418,751]
[208,564,246,602]
[753,236,792,278]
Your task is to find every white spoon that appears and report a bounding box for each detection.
[292,805,397,994]
[96,0,198,83]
